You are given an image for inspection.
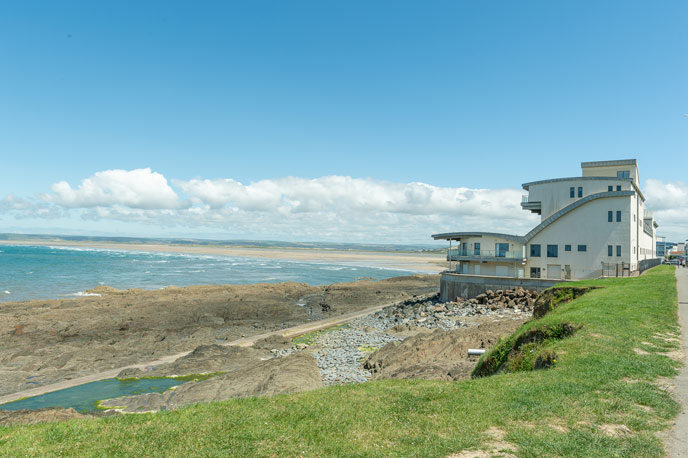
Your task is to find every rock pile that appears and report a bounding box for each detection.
[469,288,536,311]
[304,291,532,386]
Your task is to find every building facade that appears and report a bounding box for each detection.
[433,159,658,281]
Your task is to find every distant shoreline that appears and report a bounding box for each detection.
[1,239,447,273]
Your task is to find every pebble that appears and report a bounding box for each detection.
[275,292,533,386]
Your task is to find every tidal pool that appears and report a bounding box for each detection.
[0,378,185,413]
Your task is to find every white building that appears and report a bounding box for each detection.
[433,159,659,280]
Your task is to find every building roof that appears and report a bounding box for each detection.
[521,176,632,190]
[580,159,637,168]
[431,232,525,243]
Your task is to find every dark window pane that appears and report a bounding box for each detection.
[616,245,621,257]
[547,245,558,257]
[570,187,575,198]
[616,185,621,191]
[616,211,621,222]
[565,245,571,251]
[578,187,582,197]
[608,185,613,192]
[577,245,587,252]
[530,244,541,257]
[608,245,613,256]
[474,243,480,255]
[608,211,613,222]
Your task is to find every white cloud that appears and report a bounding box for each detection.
[3,170,543,243]
[644,179,688,242]
[45,168,181,209]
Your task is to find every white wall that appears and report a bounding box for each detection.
[582,164,639,183]
[526,196,632,280]
[528,178,630,220]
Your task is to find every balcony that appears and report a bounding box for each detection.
[447,248,526,263]
[520,195,542,214]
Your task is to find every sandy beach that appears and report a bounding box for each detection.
[1,239,447,273]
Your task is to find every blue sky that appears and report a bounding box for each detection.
[1,1,687,243]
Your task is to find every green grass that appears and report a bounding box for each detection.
[0,266,681,457]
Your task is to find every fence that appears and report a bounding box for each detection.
[601,262,631,278]
[638,258,662,273]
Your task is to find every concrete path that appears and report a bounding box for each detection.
[669,267,688,457]
[0,297,420,406]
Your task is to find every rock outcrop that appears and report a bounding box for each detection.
[100,352,323,413]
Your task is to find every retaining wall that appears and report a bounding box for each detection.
[440,273,562,302]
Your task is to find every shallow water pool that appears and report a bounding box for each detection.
[0,378,184,413]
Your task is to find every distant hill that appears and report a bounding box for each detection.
[0,233,444,253]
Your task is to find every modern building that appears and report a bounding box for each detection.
[433,160,659,287]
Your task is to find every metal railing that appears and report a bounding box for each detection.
[447,247,524,261]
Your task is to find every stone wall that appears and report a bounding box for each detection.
[439,273,561,302]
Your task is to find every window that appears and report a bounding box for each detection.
[565,244,571,252]
[495,243,509,257]
[547,244,558,257]
[616,245,621,257]
[474,243,480,256]
[578,187,582,197]
[570,187,575,198]
[608,211,613,222]
[617,170,630,179]
[578,245,587,252]
[616,185,621,191]
[530,267,541,279]
[616,211,621,222]
[608,245,613,256]
[530,244,541,257]
[608,185,613,192]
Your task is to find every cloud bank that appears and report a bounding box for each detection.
[3,168,685,243]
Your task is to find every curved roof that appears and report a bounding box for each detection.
[431,232,525,243]
[521,176,632,190]
[524,190,634,242]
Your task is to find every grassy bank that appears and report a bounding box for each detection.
[0,266,681,457]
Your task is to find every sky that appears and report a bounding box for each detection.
[1,1,687,244]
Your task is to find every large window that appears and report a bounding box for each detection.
[530,267,541,279]
[608,211,613,222]
[578,245,587,252]
[616,210,621,222]
[616,245,621,257]
[547,244,558,257]
[495,243,509,257]
[474,242,480,255]
[570,187,575,198]
[617,171,630,179]
[608,245,613,256]
[530,244,541,257]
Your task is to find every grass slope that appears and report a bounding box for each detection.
[0,266,681,457]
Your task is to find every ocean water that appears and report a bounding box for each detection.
[0,378,184,412]
[0,244,414,303]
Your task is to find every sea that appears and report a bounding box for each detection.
[0,244,417,303]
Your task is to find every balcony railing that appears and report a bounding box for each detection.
[447,247,525,262]
[522,195,529,202]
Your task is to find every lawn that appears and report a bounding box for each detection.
[0,266,681,457]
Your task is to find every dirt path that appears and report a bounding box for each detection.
[668,267,688,457]
[0,298,411,406]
